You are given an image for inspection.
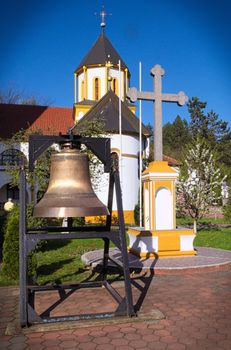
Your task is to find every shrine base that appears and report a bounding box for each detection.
[128,227,196,258]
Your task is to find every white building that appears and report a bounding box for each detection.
[71,29,150,223]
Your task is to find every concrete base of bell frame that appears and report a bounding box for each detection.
[127,227,196,258]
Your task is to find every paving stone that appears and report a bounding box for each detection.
[0,268,231,350]
[96,344,115,350]
[111,338,129,346]
[78,342,96,350]
[59,340,79,348]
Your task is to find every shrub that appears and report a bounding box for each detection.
[223,200,231,221]
[134,203,140,226]
[2,204,38,280]
[2,206,20,279]
[0,214,7,252]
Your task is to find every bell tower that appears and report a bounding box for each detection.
[73,23,134,123]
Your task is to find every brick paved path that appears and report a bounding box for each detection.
[0,268,231,350]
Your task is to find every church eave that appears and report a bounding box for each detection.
[74,62,130,76]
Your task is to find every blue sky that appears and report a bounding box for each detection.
[1,0,231,128]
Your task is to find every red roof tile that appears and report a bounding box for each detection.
[0,104,74,139]
[163,154,181,166]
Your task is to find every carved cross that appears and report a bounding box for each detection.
[127,64,188,161]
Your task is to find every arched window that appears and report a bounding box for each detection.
[155,187,173,229]
[0,149,26,166]
[112,78,118,95]
[93,77,101,100]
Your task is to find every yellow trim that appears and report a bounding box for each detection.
[122,153,138,159]
[152,181,155,229]
[128,227,196,258]
[81,80,84,101]
[128,105,136,114]
[85,210,135,224]
[121,70,125,101]
[111,148,138,159]
[111,148,121,155]
[74,104,92,122]
[105,66,108,93]
[128,228,194,236]
[83,66,88,100]
[155,181,172,192]
[74,73,77,103]
[125,68,128,94]
[143,161,177,174]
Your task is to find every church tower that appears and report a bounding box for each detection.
[72,22,150,224]
[73,29,135,122]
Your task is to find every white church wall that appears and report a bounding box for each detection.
[108,68,125,100]
[93,134,140,214]
[110,134,139,155]
[87,67,106,100]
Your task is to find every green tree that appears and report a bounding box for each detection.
[188,97,231,183]
[188,97,230,144]
[163,115,190,160]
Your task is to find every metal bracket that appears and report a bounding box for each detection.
[28,134,111,172]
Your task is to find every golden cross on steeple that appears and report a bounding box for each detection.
[95,6,112,30]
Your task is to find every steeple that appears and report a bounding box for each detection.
[74,31,129,75]
[73,24,133,122]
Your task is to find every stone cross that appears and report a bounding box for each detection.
[127,64,188,161]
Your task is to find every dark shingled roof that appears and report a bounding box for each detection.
[75,31,129,73]
[72,90,150,137]
[0,104,73,139]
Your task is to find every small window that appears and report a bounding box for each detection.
[112,78,118,95]
[0,149,26,166]
[93,77,101,101]
[95,78,99,100]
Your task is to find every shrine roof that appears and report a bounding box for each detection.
[72,90,150,137]
[0,104,74,139]
[75,31,129,74]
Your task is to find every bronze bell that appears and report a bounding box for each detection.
[33,143,109,218]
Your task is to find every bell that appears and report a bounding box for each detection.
[33,143,109,218]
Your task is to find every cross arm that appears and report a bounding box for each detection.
[127,88,188,106]
[127,87,154,102]
[162,91,188,106]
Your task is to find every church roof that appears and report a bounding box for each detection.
[72,90,150,136]
[75,31,129,74]
[0,104,74,139]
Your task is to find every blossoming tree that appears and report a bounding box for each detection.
[177,138,224,234]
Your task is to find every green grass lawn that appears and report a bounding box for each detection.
[0,226,231,287]
[194,228,231,250]
[35,238,105,285]
[177,217,231,226]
